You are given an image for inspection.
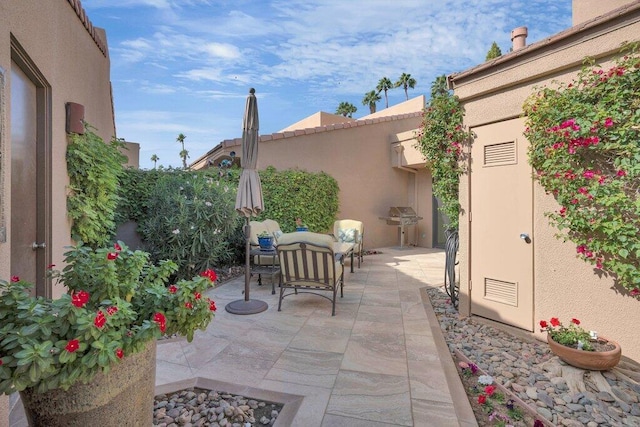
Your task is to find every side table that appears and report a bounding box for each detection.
[250,247,281,294]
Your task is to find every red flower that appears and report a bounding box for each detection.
[200,269,217,282]
[571,318,580,325]
[604,117,614,127]
[71,290,90,308]
[0,359,3,366]
[114,242,122,252]
[617,169,627,177]
[484,385,496,396]
[539,320,548,329]
[107,252,118,260]
[47,264,56,269]
[185,302,193,309]
[478,394,486,404]
[153,312,166,333]
[194,292,201,300]
[94,311,107,328]
[168,285,178,294]
[630,288,639,297]
[107,306,118,316]
[115,348,124,359]
[65,339,80,353]
[208,298,217,312]
[550,317,560,327]
[11,276,19,282]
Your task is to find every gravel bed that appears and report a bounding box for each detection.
[427,286,640,427]
[153,388,283,426]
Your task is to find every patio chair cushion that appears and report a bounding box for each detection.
[333,219,364,268]
[338,228,358,243]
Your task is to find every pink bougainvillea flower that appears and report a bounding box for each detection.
[153,312,166,333]
[185,302,193,309]
[71,290,90,308]
[168,285,178,294]
[630,288,639,297]
[617,169,627,177]
[484,385,497,396]
[576,245,587,254]
[208,298,217,312]
[107,252,118,260]
[114,242,122,252]
[65,339,80,353]
[539,320,548,329]
[200,269,217,282]
[550,317,561,327]
[11,276,19,282]
[194,292,201,300]
[604,117,614,127]
[116,348,124,359]
[106,306,118,316]
[596,259,603,269]
[94,311,106,329]
[570,198,579,205]
[478,394,487,404]
[571,318,581,325]
[558,207,567,217]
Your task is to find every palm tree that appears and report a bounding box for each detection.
[362,90,381,114]
[395,73,417,100]
[376,77,393,108]
[176,133,188,169]
[336,101,357,118]
[430,74,449,99]
[150,154,159,169]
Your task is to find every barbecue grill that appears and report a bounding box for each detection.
[379,207,423,248]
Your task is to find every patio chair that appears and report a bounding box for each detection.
[276,232,345,316]
[249,219,283,286]
[333,219,364,268]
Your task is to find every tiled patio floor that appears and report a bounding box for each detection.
[156,247,477,426]
[9,247,477,426]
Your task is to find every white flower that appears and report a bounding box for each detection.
[478,375,494,385]
[179,187,184,191]
[190,225,195,230]
[213,229,221,235]
[172,229,180,235]
[224,186,229,193]
[205,201,212,207]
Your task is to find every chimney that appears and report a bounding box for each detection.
[510,26,528,51]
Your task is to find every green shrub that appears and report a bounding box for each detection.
[139,170,243,280]
[66,126,127,247]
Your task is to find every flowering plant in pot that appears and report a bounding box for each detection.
[0,241,218,423]
[539,317,621,370]
[257,230,274,250]
[295,217,308,231]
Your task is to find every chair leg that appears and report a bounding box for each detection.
[278,286,285,311]
[332,287,337,316]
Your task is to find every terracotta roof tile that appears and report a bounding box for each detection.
[67,0,107,56]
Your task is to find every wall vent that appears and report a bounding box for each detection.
[484,141,517,167]
[484,278,518,306]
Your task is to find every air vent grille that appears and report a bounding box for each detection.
[484,278,518,306]
[484,141,517,166]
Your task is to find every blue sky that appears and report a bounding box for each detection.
[83,0,572,169]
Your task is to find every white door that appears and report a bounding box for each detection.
[470,118,533,331]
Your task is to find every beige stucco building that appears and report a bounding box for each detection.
[450,0,640,362]
[192,96,446,250]
[1,0,115,421]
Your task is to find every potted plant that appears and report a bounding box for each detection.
[0,241,218,425]
[257,231,274,250]
[539,317,621,370]
[295,218,308,232]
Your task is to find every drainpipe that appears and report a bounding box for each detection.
[511,26,528,51]
[394,145,420,246]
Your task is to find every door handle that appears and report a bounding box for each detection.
[519,233,531,244]
[32,242,46,250]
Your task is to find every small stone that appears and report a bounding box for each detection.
[537,407,553,420]
[597,391,616,402]
[526,387,538,399]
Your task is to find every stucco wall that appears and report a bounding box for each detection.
[209,114,432,249]
[0,0,114,299]
[452,6,640,361]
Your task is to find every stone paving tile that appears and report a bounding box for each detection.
[411,398,460,427]
[326,370,413,426]
[408,359,453,404]
[265,347,342,388]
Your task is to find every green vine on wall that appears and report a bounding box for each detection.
[67,125,126,247]
[415,76,468,231]
[524,44,640,296]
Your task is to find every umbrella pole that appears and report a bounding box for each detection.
[244,218,251,301]
[225,216,268,315]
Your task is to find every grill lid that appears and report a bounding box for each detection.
[388,206,417,217]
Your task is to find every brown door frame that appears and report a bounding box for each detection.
[11,35,52,298]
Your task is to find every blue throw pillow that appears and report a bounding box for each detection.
[338,228,356,243]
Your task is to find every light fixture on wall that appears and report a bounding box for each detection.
[65,102,85,134]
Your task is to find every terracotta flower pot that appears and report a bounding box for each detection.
[19,340,156,426]
[547,334,621,371]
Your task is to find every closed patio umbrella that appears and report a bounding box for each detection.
[226,88,268,315]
